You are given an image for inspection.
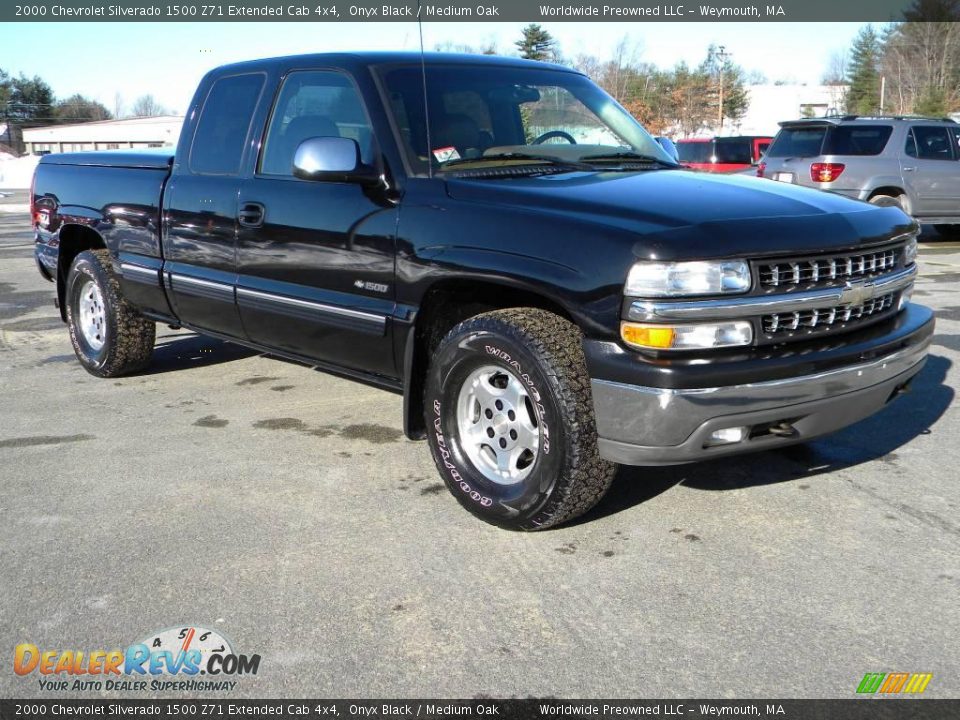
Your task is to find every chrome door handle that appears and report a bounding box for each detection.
[902,166,917,172]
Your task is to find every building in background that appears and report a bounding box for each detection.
[22,116,183,155]
[731,84,848,137]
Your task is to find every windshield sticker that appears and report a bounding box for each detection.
[432,146,461,163]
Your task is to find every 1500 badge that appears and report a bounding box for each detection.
[354,279,389,293]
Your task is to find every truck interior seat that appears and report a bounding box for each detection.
[433,113,486,158]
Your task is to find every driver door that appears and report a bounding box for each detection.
[235,68,398,378]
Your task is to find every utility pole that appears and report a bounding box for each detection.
[717,45,730,131]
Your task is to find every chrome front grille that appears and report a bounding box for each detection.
[762,293,896,335]
[758,248,898,290]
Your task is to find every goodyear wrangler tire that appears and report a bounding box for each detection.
[65,249,156,378]
[424,308,617,530]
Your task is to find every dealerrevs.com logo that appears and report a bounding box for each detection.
[14,625,261,692]
[856,672,933,695]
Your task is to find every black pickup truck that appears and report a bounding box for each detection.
[32,52,933,530]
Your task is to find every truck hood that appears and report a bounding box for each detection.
[444,169,916,260]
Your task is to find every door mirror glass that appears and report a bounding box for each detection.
[292,137,376,184]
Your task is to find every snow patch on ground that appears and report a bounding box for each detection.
[0,155,40,189]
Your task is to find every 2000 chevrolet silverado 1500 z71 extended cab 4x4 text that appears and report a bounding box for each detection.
[32,53,934,530]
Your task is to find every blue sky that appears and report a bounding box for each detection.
[0,22,865,114]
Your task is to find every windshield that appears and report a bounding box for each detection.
[378,63,674,174]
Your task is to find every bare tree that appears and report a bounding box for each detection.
[882,18,960,115]
[573,54,603,79]
[603,37,643,103]
[130,94,168,117]
[113,92,125,119]
[822,49,848,85]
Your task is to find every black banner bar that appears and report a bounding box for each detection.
[0,0,939,23]
[1,700,959,720]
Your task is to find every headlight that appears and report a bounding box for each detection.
[903,235,918,266]
[625,260,751,297]
[621,321,753,351]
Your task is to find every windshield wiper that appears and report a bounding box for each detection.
[579,151,679,168]
[440,152,592,171]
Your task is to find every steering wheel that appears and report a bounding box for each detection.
[532,131,577,145]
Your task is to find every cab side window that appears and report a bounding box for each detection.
[189,73,265,175]
[259,70,374,177]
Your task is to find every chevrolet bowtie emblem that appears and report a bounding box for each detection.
[840,280,872,306]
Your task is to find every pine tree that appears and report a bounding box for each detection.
[845,26,883,115]
[698,45,749,131]
[54,95,112,123]
[515,24,557,62]
[6,73,55,124]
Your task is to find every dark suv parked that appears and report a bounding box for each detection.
[759,116,960,235]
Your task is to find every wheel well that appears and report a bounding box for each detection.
[868,186,905,199]
[868,186,910,213]
[403,280,574,440]
[56,224,107,321]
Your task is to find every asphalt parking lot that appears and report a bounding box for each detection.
[1,188,958,699]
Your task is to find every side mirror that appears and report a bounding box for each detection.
[655,136,680,163]
[292,137,378,185]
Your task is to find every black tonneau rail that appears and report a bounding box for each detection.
[38,151,174,170]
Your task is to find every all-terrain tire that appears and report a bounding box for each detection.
[424,308,617,531]
[65,249,155,377]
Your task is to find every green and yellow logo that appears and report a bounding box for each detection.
[857,672,933,694]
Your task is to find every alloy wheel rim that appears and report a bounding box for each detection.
[455,364,541,485]
[77,280,106,352]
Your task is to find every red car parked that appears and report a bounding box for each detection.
[676,136,773,173]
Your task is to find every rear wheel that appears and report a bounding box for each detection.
[424,308,616,530]
[869,193,906,211]
[65,249,155,377]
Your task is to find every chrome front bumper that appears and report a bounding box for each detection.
[592,317,933,466]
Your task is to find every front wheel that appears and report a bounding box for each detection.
[424,308,616,530]
[65,249,156,377]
